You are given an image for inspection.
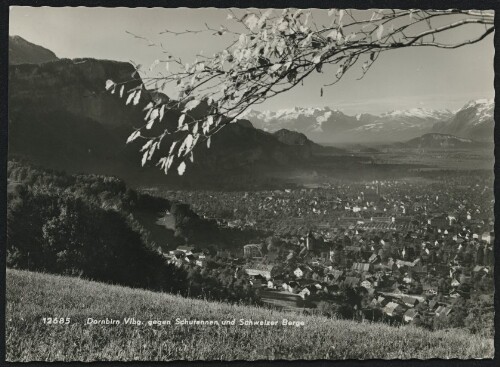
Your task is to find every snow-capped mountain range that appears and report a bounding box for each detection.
[431,99,494,142]
[242,100,493,144]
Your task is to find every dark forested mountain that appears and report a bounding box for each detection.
[272,129,346,155]
[7,37,344,188]
[8,38,327,187]
[9,35,59,65]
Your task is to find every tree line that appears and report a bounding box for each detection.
[7,160,260,305]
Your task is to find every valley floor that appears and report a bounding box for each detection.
[5,269,494,361]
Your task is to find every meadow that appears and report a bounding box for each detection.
[6,268,494,361]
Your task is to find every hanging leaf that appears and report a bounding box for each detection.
[376,24,384,41]
[257,9,272,29]
[207,136,211,148]
[159,105,165,121]
[165,155,174,173]
[105,80,115,90]
[195,62,205,72]
[300,33,313,47]
[271,62,283,71]
[277,20,289,32]
[157,157,167,169]
[245,14,259,30]
[133,90,142,105]
[238,34,246,47]
[149,108,159,121]
[126,91,136,105]
[326,29,342,43]
[140,140,153,152]
[312,52,325,64]
[119,85,125,98]
[183,99,201,112]
[178,114,186,128]
[202,121,210,134]
[143,102,154,111]
[147,142,158,160]
[339,10,345,23]
[184,134,194,150]
[126,130,141,144]
[141,151,148,167]
[344,32,356,43]
[320,87,324,97]
[169,141,178,155]
[177,161,186,176]
[146,119,155,129]
[149,59,160,71]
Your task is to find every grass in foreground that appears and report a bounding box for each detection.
[6,268,494,361]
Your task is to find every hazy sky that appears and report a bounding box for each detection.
[9,7,495,115]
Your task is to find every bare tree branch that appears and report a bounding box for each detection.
[106,8,494,176]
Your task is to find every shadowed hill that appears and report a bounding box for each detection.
[401,133,481,149]
[9,35,59,65]
[8,44,329,187]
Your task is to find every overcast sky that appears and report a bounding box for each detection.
[9,7,495,115]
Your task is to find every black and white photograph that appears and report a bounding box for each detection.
[4,3,496,361]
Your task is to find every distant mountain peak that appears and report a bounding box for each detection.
[244,104,457,144]
[382,107,452,120]
[432,99,494,141]
[462,98,494,109]
[9,35,59,65]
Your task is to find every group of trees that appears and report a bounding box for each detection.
[416,294,494,338]
[184,257,261,305]
[311,276,493,338]
[7,161,260,305]
[7,180,181,290]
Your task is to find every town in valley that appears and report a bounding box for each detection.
[154,169,494,331]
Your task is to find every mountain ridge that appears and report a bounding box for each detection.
[9,35,59,65]
[8,37,324,186]
[244,101,493,144]
[431,99,494,142]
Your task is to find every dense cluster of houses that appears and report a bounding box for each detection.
[163,176,493,239]
[239,186,493,323]
[241,230,493,323]
[159,176,493,324]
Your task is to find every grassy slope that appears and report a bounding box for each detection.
[6,269,494,361]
